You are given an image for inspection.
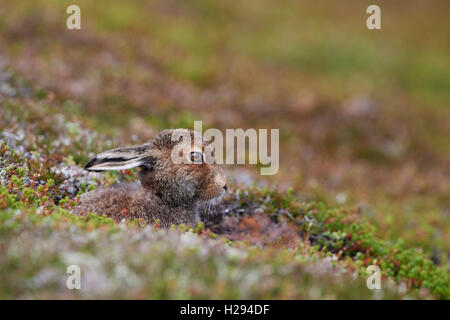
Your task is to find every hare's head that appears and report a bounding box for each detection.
[84,129,227,206]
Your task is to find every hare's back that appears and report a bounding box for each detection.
[73,182,146,222]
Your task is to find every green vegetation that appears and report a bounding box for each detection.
[1,83,448,298]
[1,136,448,298]
[0,0,448,299]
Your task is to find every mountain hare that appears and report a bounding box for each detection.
[73,129,227,227]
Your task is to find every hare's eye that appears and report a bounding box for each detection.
[189,151,203,164]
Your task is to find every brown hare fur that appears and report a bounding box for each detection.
[72,129,227,228]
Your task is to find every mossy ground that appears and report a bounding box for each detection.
[0,0,449,299]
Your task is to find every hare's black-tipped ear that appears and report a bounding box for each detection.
[84,144,153,172]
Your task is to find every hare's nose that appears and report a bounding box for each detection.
[214,173,227,190]
[223,184,228,191]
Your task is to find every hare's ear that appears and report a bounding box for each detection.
[84,144,154,172]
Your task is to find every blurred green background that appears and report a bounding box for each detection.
[0,0,449,256]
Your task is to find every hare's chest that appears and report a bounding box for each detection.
[142,195,199,228]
